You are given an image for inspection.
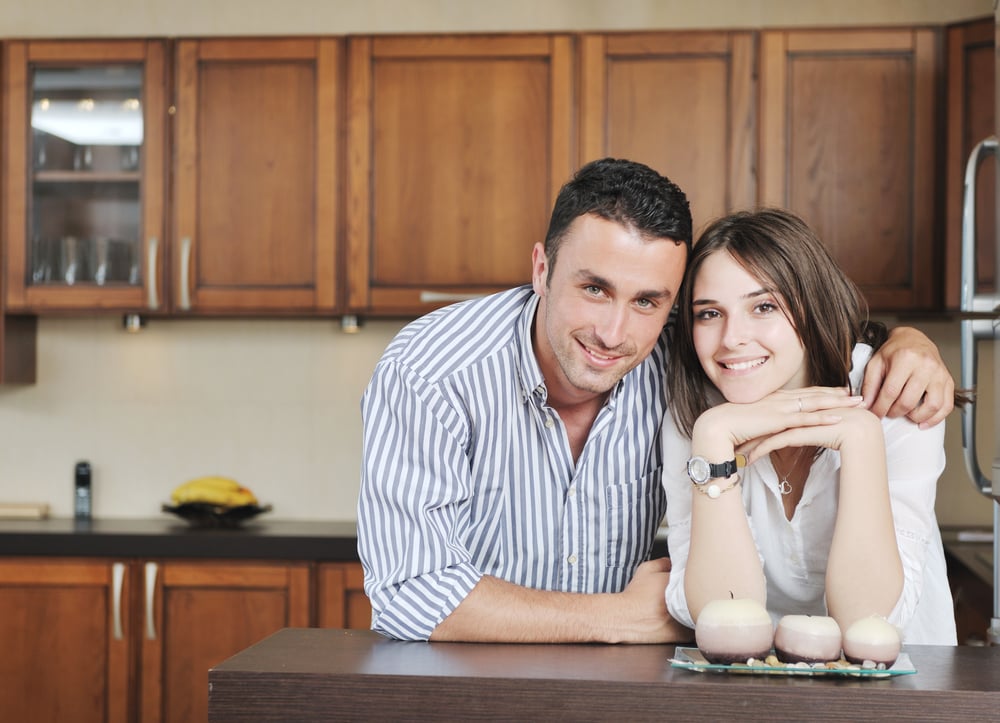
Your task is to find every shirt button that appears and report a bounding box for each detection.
[544,417,555,429]
[568,486,576,498]
[567,554,578,564]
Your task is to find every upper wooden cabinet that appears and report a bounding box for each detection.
[579,32,756,237]
[2,38,340,316]
[345,35,574,315]
[759,29,939,311]
[3,40,168,313]
[944,17,995,310]
[172,39,340,314]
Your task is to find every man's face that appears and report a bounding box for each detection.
[531,214,687,407]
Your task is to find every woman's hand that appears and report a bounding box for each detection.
[692,387,866,464]
[739,406,884,464]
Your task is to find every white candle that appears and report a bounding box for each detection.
[842,615,901,666]
[773,615,842,663]
[695,597,774,664]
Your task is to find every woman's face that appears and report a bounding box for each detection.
[690,250,808,403]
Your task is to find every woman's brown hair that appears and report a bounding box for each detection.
[667,208,886,437]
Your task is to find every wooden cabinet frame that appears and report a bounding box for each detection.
[3,40,168,312]
[759,29,939,311]
[345,34,574,314]
[579,31,756,235]
[172,38,340,314]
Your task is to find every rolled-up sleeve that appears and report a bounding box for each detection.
[357,359,483,641]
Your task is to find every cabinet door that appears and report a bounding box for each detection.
[3,40,168,313]
[316,561,372,629]
[760,29,938,311]
[346,35,574,314]
[579,32,755,237]
[139,560,310,723]
[173,39,339,314]
[945,18,995,309]
[0,558,132,723]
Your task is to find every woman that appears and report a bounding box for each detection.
[662,208,956,644]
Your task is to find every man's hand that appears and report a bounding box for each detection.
[861,326,954,428]
[429,559,692,644]
[615,557,692,644]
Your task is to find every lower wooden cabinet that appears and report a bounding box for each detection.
[316,561,372,629]
[0,556,368,723]
[0,558,132,723]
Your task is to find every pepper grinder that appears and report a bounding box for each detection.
[74,461,92,520]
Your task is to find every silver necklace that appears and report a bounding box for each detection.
[771,449,809,496]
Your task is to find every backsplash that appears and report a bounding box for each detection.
[0,315,992,526]
[0,316,404,520]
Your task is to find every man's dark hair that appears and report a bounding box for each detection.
[542,157,692,275]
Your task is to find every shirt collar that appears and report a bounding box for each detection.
[515,291,547,404]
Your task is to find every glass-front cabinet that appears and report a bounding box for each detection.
[3,40,166,311]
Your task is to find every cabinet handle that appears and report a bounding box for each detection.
[418,291,486,304]
[179,237,192,311]
[146,237,160,310]
[112,562,126,641]
[144,561,158,640]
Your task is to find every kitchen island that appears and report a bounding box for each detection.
[209,628,1000,722]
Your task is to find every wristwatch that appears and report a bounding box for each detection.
[686,454,747,499]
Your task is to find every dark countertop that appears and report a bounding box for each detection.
[209,628,1000,722]
[0,517,360,561]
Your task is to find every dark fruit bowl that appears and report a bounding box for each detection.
[161,502,272,529]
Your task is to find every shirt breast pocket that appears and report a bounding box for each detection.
[605,468,664,570]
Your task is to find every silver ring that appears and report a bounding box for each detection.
[797,398,803,413]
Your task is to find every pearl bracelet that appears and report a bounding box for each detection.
[694,475,742,499]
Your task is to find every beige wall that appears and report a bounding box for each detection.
[0,0,996,525]
[1,0,994,37]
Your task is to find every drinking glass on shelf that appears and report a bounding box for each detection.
[120,145,140,171]
[61,236,81,285]
[31,237,54,283]
[73,145,93,171]
[93,237,109,285]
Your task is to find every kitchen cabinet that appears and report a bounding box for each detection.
[759,28,939,311]
[578,31,756,237]
[172,38,340,314]
[316,561,371,629]
[139,559,310,723]
[944,17,995,309]
[0,558,132,723]
[3,39,168,313]
[0,557,310,723]
[3,38,340,316]
[345,34,574,315]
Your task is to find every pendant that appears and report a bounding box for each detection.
[778,479,792,495]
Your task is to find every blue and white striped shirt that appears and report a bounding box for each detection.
[358,285,669,640]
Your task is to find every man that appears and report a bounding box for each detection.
[357,158,954,643]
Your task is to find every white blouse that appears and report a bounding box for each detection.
[662,347,957,645]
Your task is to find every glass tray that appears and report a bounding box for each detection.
[670,647,916,678]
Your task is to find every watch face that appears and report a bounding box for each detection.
[687,456,710,484]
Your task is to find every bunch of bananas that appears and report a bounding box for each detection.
[170,476,258,508]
